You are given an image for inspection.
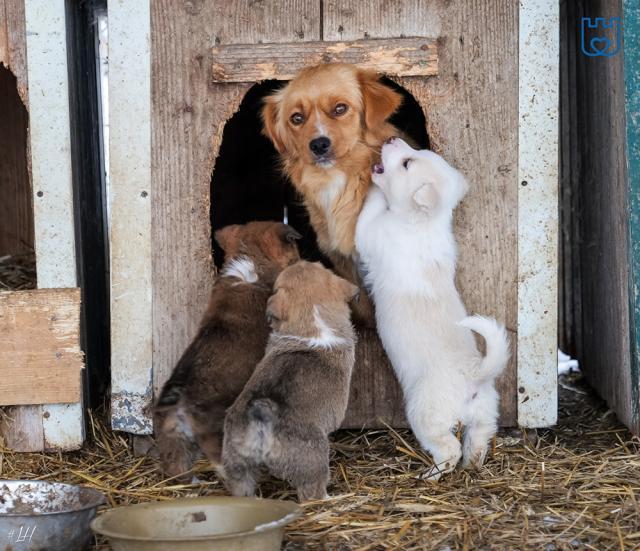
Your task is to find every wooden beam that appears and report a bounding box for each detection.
[109,0,153,434]
[25,0,84,450]
[0,288,83,406]
[624,0,640,433]
[211,37,438,83]
[517,0,559,428]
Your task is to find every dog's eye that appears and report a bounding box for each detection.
[402,158,412,169]
[290,112,305,125]
[333,103,348,116]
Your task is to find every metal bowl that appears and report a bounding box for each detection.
[90,496,301,551]
[0,479,106,551]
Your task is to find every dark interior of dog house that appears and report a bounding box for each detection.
[210,78,430,267]
[0,64,32,260]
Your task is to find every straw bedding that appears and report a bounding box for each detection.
[0,253,36,291]
[0,373,638,550]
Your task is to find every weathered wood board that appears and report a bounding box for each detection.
[28,0,83,449]
[0,0,32,258]
[211,37,437,82]
[0,288,83,406]
[109,0,154,434]
[560,0,639,434]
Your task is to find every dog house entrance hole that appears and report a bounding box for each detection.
[210,78,429,266]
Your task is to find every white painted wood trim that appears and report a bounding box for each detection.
[517,0,559,427]
[108,0,153,434]
[24,0,84,449]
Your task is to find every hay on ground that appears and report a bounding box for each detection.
[0,252,36,291]
[1,374,638,550]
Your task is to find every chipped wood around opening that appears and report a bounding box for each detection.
[211,37,438,83]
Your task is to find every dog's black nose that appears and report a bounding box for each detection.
[309,136,331,156]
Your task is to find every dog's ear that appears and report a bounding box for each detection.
[279,224,302,245]
[266,291,287,327]
[214,224,242,253]
[412,183,440,214]
[358,70,402,131]
[335,276,360,302]
[262,94,286,154]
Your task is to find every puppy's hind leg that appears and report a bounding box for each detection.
[462,385,499,469]
[221,455,258,497]
[405,393,461,480]
[154,407,196,482]
[296,460,330,502]
[190,406,225,467]
[271,431,330,501]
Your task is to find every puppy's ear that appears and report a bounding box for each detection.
[214,224,242,252]
[412,183,440,214]
[279,224,303,245]
[336,277,360,302]
[358,70,402,131]
[266,291,287,327]
[262,94,286,154]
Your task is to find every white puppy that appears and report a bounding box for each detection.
[355,137,509,478]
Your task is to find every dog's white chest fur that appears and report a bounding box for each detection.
[317,171,346,214]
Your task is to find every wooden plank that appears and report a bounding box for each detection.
[211,37,437,83]
[150,0,320,430]
[0,62,32,257]
[0,0,28,105]
[0,0,32,259]
[0,407,42,452]
[325,0,520,426]
[0,289,82,406]
[343,329,405,428]
[24,0,83,449]
[0,0,39,452]
[558,0,581,357]
[517,0,559,428]
[565,0,635,432]
[109,0,153,434]
[624,0,640,433]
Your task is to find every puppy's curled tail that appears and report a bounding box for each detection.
[457,315,510,382]
[247,398,278,425]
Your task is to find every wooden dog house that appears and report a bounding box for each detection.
[109,0,560,437]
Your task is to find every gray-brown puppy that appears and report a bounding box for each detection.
[153,221,301,481]
[221,261,358,501]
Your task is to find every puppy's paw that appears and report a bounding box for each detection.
[419,467,443,481]
[462,446,488,470]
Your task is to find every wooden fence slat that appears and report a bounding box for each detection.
[211,37,438,83]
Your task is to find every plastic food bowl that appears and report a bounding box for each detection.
[90,496,301,551]
[0,479,106,551]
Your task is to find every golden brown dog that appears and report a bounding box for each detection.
[261,63,402,323]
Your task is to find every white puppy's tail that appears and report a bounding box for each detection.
[457,315,510,382]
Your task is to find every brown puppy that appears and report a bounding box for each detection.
[221,261,358,501]
[153,221,301,481]
[262,63,402,324]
